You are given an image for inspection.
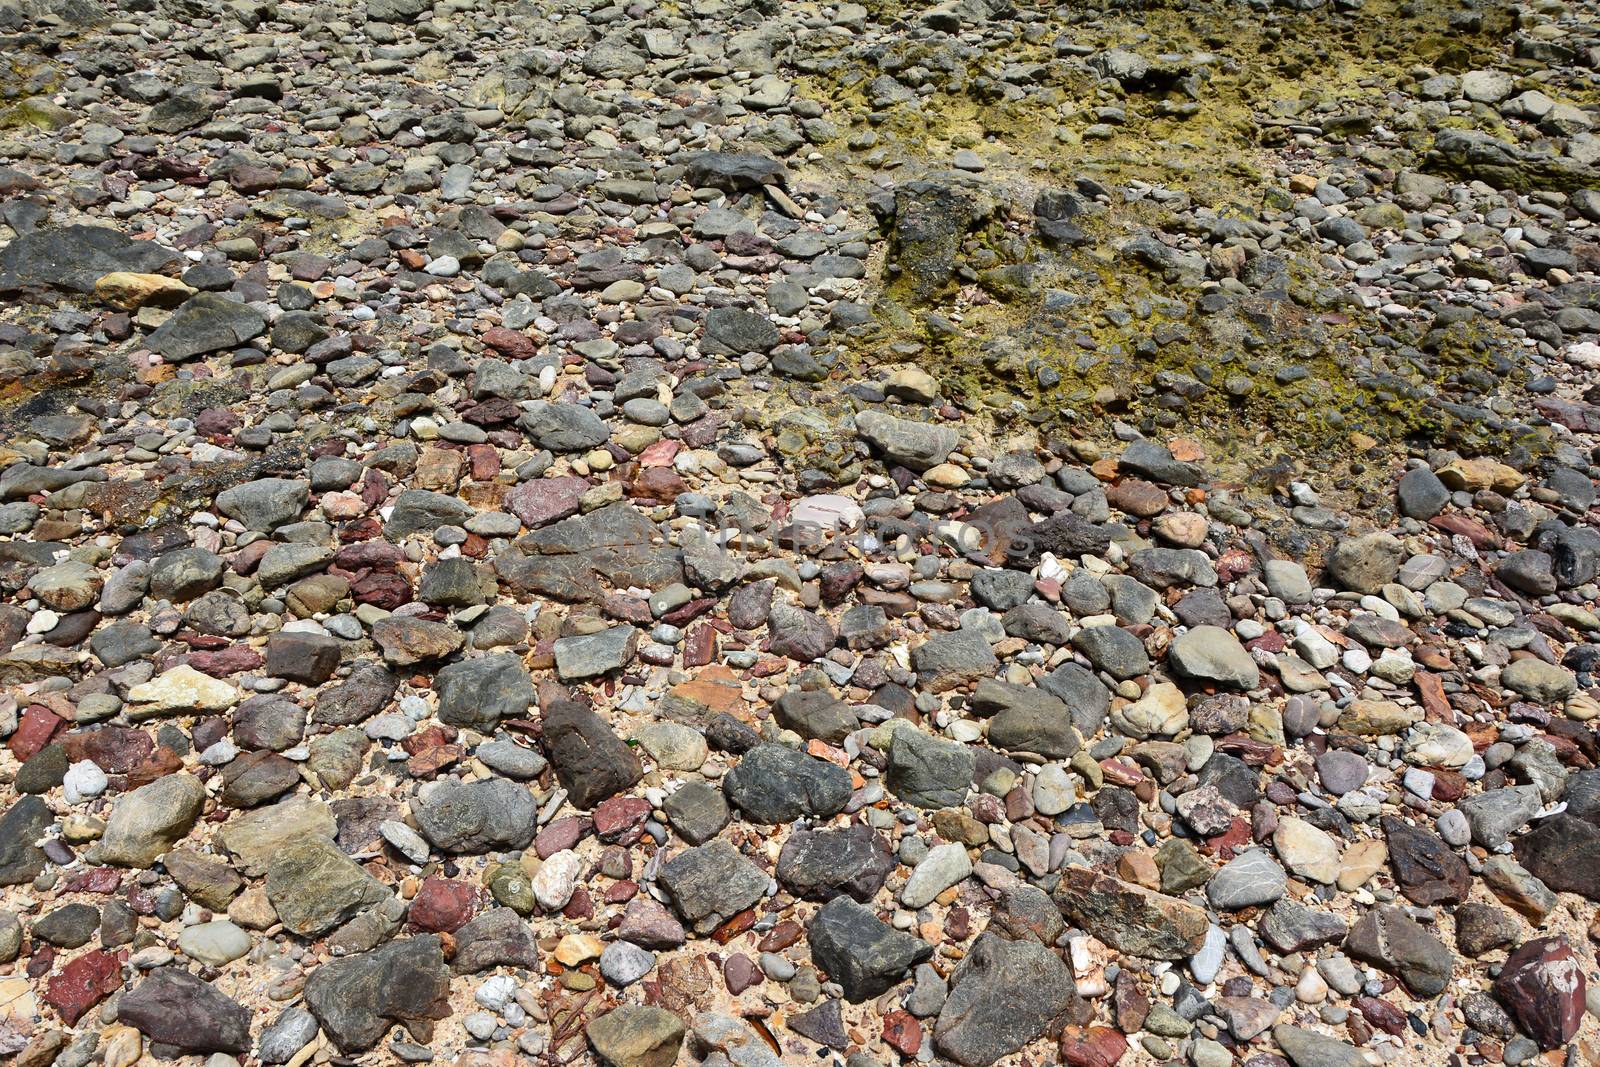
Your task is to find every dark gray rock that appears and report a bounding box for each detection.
[885,728,975,808]
[1346,906,1453,996]
[434,654,535,730]
[933,932,1079,1067]
[657,839,769,934]
[451,908,540,974]
[661,781,730,845]
[723,743,852,824]
[303,936,452,1052]
[808,895,933,1002]
[776,825,895,902]
[119,967,252,1054]
[0,224,181,294]
[147,293,266,360]
[541,699,642,808]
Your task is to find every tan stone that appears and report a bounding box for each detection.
[1336,839,1387,891]
[93,271,194,309]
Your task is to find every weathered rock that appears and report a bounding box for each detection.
[541,699,642,808]
[303,936,452,1052]
[1345,906,1453,996]
[98,773,205,867]
[118,968,251,1054]
[1054,867,1209,959]
[723,743,852,824]
[657,839,769,934]
[411,778,536,853]
[1492,936,1585,1050]
[587,1004,687,1067]
[809,895,933,1002]
[934,932,1080,1067]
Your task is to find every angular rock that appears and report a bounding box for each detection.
[303,936,452,1052]
[933,932,1080,1067]
[1054,867,1209,959]
[809,895,933,1002]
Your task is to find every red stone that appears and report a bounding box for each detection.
[661,598,716,627]
[1430,512,1502,551]
[401,725,458,755]
[1061,1027,1127,1067]
[1493,936,1585,1050]
[351,570,411,610]
[120,746,184,788]
[722,952,761,994]
[883,1010,920,1056]
[46,949,125,1025]
[1113,971,1149,1033]
[757,921,803,953]
[593,797,651,844]
[1215,549,1255,583]
[230,539,273,575]
[604,881,639,904]
[482,326,537,359]
[1100,758,1145,786]
[10,705,66,760]
[562,886,594,920]
[183,646,264,676]
[637,439,679,467]
[407,743,464,779]
[64,867,122,894]
[1245,630,1288,654]
[712,909,757,944]
[535,816,585,859]
[682,624,716,668]
[466,443,500,481]
[1354,996,1406,1035]
[506,476,588,528]
[408,877,479,933]
[62,726,153,773]
[628,466,684,504]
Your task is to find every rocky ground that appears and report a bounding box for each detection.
[2,0,1600,1066]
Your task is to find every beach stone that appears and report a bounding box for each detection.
[809,895,933,1002]
[98,774,206,867]
[118,968,251,1054]
[586,1004,686,1067]
[933,932,1080,1067]
[1054,867,1208,959]
[303,936,452,1052]
[723,743,852,824]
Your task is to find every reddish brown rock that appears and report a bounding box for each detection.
[409,878,480,933]
[46,949,125,1025]
[1061,1027,1128,1067]
[61,726,153,773]
[506,476,588,528]
[883,1010,921,1056]
[10,705,66,760]
[593,796,651,843]
[1493,936,1585,1050]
